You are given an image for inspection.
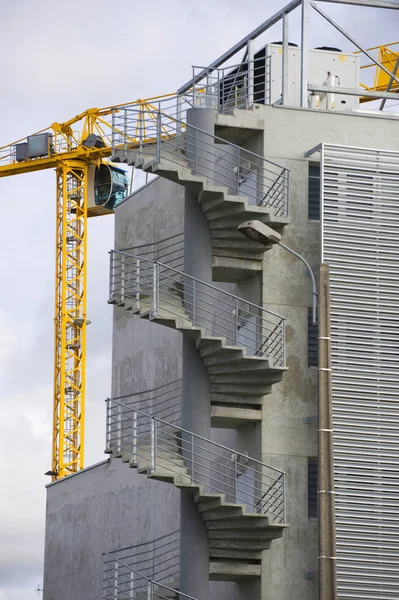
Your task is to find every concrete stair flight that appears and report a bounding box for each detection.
[112,141,289,282]
[107,419,287,583]
[113,293,286,419]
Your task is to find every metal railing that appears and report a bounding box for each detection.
[111,108,289,217]
[103,550,197,600]
[105,400,286,524]
[192,58,272,113]
[103,531,180,598]
[106,380,182,449]
[120,233,184,273]
[109,250,286,367]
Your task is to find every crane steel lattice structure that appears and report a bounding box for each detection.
[0,36,396,481]
[0,97,174,480]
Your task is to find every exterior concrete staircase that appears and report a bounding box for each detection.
[109,251,287,419]
[105,403,287,583]
[111,114,289,282]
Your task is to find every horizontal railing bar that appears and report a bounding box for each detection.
[105,530,180,555]
[110,379,182,402]
[121,107,290,173]
[111,250,285,321]
[121,232,184,251]
[106,399,285,475]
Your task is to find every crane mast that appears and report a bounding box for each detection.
[0,97,167,481]
[53,160,88,479]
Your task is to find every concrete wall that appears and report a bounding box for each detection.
[43,459,180,600]
[256,104,399,600]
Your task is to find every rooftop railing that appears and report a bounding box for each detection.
[111,107,290,218]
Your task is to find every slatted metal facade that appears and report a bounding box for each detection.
[321,144,399,600]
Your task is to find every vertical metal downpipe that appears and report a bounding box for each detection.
[318,263,338,600]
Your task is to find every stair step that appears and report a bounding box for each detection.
[209,373,275,384]
[174,482,202,494]
[207,518,279,530]
[197,495,226,512]
[148,470,192,483]
[210,239,266,251]
[210,393,264,406]
[209,561,261,581]
[136,460,188,475]
[207,529,277,541]
[206,359,271,373]
[196,335,227,351]
[209,539,272,551]
[210,384,273,395]
[211,405,262,427]
[209,548,263,561]
[200,196,227,213]
[203,349,245,364]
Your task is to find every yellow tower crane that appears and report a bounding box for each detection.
[0,95,175,481]
[357,42,399,102]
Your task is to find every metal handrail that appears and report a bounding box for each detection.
[115,106,288,174]
[191,57,272,112]
[105,398,287,524]
[105,530,180,556]
[109,249,286,366]
[112,379,182,404]
[102,552,198,600]
[110,249,285,321]
[120,232,184,252]
[107,398,286,477]
[111,103,290,217]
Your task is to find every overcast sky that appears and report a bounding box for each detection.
[0,1,398,598]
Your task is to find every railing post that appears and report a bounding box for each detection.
[191,435,195,483]
[247,39,254,107]
[282,13,289,105]
[105,399,111,450]
[283,473,287,522]
[124,110,128,153]
[236,147,241,194]
[120,255,125,304]
[152,262,159,317]
[282,319,286,367]
[109,251,115,302]
[113,561,118,600]
[147,580,153,600]
[235,297,238,346]
[136,258,140,312]
[234,456,238,503]
[176,95,183,133]
[193,280,196,325]
[151,418,157,474]
[111,110,115,153]
[139,109,143,162]
[156,112,161,164]
[194,129,198,174]
[129,570,134,600]
[117,403,122,455]
[221,72,225,113]
[133,411,137,464]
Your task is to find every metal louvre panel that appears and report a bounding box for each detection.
[321,144,399,600]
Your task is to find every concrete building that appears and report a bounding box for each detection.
[43,2,399,600]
